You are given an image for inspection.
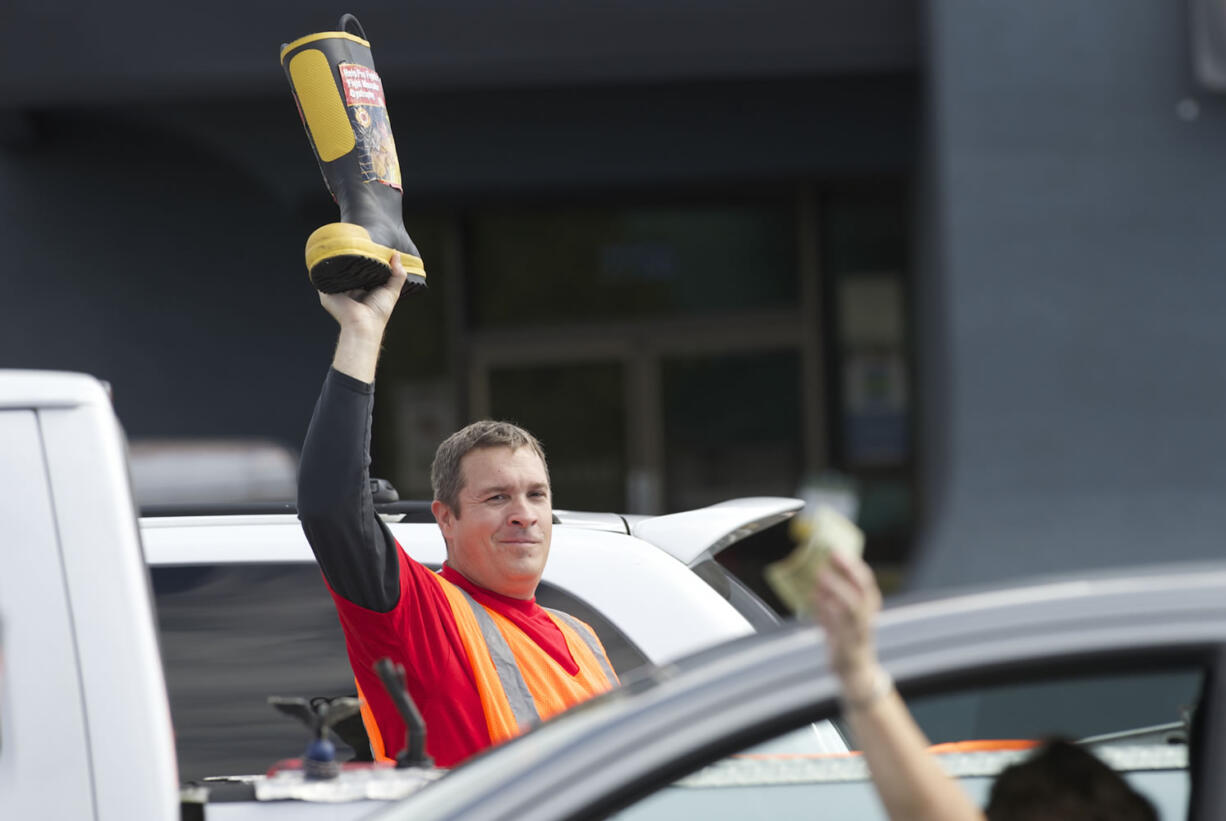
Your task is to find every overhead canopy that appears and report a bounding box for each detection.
[0,0,916,107]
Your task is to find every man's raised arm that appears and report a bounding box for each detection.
[297,257,410,612]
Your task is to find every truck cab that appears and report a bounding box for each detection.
[0,370,179,819]
[0,369,825,818]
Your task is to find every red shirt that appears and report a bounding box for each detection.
[327,543,579,767]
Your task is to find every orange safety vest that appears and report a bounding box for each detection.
[359,572,618,762]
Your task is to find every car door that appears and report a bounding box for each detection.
[613,650,1215,820]
[369,567,1226,821]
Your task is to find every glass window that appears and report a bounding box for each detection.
[383,213,459,381]
[488,361,626,511]
[613,664,1201,821]
[823,187,909,276]
[469,201,797,327]
[153,561,652,780]
[689,558,781,632]
[535,581,650,677]
[152,563,355,780]
[0,612,4,755]
[663,350,802,510]
[821,184,915,563]
[902,668,1200,747]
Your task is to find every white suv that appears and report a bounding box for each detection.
[140,497,848,780]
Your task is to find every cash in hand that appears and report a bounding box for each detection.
[765,506,865,617]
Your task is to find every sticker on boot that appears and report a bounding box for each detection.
[338,62,402,191]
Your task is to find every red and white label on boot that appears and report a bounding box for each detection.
[338,63,402,191]
[338,64,387,108]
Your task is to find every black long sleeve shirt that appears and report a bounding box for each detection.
[297,367,400,611]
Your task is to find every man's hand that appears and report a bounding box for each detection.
[320,255,409,335]
[324,255,410,383]
[812,551,884,703]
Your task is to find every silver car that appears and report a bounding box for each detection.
[365,561,1225,820]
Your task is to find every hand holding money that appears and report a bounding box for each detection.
[814,550,884,695]
[765,506,865,617]
[766,505,882,691]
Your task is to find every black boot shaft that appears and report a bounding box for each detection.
[282,20,426,293]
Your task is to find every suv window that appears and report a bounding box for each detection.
[152,563,354,780]
[153,563,652,780]
[535,580,650,676]
[690,557,781,632]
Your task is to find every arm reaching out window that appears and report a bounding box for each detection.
[812,552,986,821]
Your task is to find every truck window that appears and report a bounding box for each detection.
[151,563,354,781]
[0,612,4,754]
[152,562,652,780]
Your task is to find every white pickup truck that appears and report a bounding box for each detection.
[1,370,180,819]
[0,369,821,819]
[0,371,454,819]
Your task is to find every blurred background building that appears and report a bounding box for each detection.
[2,0,1225,590]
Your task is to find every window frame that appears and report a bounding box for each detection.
[593,643,1223,821]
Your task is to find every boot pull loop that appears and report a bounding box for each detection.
[338,14,367,40]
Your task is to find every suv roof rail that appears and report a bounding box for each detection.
[139,500,437,522]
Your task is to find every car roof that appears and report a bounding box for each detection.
[138,513,757,665]
[875,558,1226,661]
[139,496,802,566]
[368,560,1226,821]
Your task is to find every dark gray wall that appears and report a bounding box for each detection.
[1,1,915,105]
[914,1,1226,588]
[0,0,918,452]
[0,109,332,442]
[0,75,914,449]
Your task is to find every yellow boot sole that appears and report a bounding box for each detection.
[305,223,427,293]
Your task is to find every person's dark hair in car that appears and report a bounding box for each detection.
[985,738,1158,821]
[814,551,1164,821]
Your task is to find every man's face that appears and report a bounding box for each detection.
[432,445,553,599]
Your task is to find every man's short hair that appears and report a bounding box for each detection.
[431,420,549,516]
[986,738,1157,821]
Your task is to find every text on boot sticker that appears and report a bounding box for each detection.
[338,63,402,190]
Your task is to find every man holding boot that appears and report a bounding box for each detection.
[284,16,617,767]
[296,258,618,768]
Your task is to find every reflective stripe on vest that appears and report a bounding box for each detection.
[355,676,392,764]
[434,573,618,746]
[355,573,621,761]
[545,607,617,686]
[453,585,541,733]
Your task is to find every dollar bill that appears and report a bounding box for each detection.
[765,506,865,616]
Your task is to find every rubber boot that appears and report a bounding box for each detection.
[281,15,427,294]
